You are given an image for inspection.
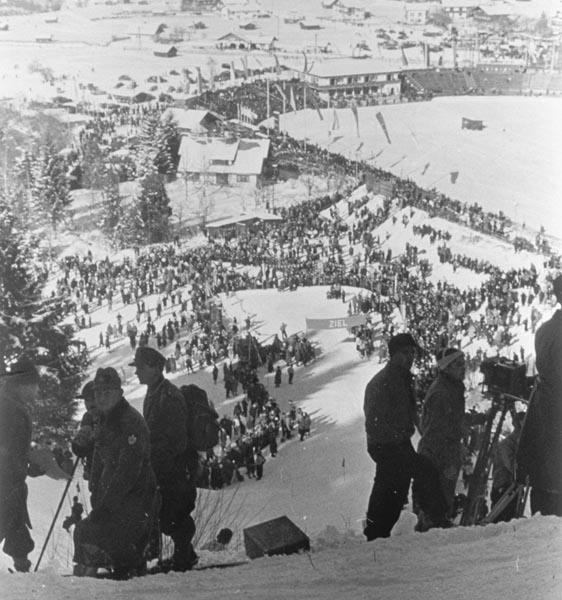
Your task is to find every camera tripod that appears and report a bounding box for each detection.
[460,388,529,527]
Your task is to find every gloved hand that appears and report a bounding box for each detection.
[27,462,46,478]
[89,507,111,523]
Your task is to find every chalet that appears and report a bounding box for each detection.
[111,89,156,104]
[153,45,178,58]
[441,0,478,20]
[205,211,282,236]
[299,58,402,102]
[216,31,276,51]
[178,136,270,187]
[42,108,92,128]
[403,2,435,25]
[162,108,223,135]
[471,3,515,26]
[221,1,262,20]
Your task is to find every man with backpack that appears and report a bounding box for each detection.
[130,346,198,572]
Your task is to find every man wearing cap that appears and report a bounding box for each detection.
[517,274,562,516]
[417,348,466,526]
[0,358,43,573]
[73,368,158,578]
[130,346,197,572]
[363,333,448,541]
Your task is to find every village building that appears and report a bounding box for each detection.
[471,3,516,27]
[298,58,403,102]
[403,2,436,25]
[178,136,270,186]
[152,45,178,58]
[162,108,223,135]
[205,211,282,237]
[216,31,277,51]
[220,1,263,20]
[441,0,479,21]
[110,89,156,104]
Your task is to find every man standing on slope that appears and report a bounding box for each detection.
[0,358,44,573]
[131,346,198,571]
[516,274,562,516]
[363,333,448,541]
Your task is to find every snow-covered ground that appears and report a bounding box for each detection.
[2,214,562,598]
[1,1,562,595]
[280,97,562,245]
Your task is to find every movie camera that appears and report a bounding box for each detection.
[479,356,533,401]
[460,357,534,526]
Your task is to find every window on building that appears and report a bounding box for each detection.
[216,173,229,185]
[237,175,250,183]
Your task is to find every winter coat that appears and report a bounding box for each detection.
[74,397,157,569]
[0,393,34,555]
[364,362,416,448]
[142,377,188,483]
[417,372,465,472]
[417,372,465,510]
[517,309,562,493]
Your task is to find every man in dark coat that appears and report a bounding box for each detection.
[417,348,466,523]
[73,368,158,578]
[517,274,562,516]
[0,359,43,573]
[363,333,448,541]
[130,346,198,572]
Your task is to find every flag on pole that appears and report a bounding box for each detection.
[422,162,430,175]
[350,101,360,137]
[331,107,340,131]
[273,53,281,76]
[289,85,297,111]
[450,171,459,184]
[401,46,409,67]
[302,50,308,74]
[376,111,391,144]
[230,62,236,84]
[274,82,287,113]
[356,141,364,152]
[307,85,324,120]
[241,56,249,80]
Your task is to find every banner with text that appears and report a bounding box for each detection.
[305,314,367,331]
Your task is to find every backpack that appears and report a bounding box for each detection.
[180,384,220,452]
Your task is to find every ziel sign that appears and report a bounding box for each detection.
[305,314,367,330]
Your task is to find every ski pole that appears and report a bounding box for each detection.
[34,457,80,573]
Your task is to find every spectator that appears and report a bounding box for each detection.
[73,368,158,579]
[255,450,266,480]
[416,348,466,527]
[517,274,562,516]
[130,346,198,572]
[0,358,44,573]
[363,334,448,541]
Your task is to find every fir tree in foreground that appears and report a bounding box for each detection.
[0,199,90,443]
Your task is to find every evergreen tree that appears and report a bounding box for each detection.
[30,138,72,232]
[97,162,123,245]
[0,199,89,443]
[139,110,181,178]
[134,161,172,244]
[81,134,107,190]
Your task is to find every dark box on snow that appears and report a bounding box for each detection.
[243,516,310,559]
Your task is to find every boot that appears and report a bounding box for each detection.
[13,557,31,573]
